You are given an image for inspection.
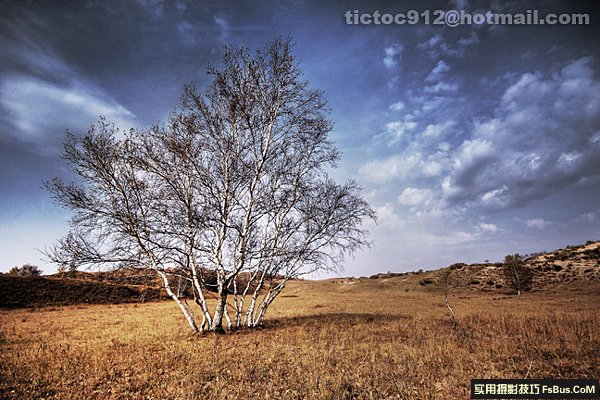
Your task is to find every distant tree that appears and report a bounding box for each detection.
[440,270,458,330]
[45,37,375,334]
[7,264,42,277]
[502,254,532,295]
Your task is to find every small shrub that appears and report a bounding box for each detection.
[419,278,434,286]
[7,264,42,277]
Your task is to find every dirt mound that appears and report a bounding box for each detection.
[527,241,600,286]
[419,241,600,293]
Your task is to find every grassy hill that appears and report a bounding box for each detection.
[0,274,163,308]
[1,240,598,309]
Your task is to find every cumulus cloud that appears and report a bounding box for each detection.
[359,150,447,184]
[359,153,422,183]
[397,187,433,206]
[441,57,600,209]
[425,81,459,93]
[442,231,477,245]
[384,118,417,143]
[383,44,403,69]
[421,121,455,139]
[417,33,468,59]
[374,203,404,232]
[478,222,498,233]
[426,60,450,82]
[526,218,550,229]
[458,31,479,46]
[389,100,405,111]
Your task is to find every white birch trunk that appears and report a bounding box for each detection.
[245,270,268,327]
[210,278,228,333]
[253,281,286,327]
[190,262,212,327]
[157,270,199,334]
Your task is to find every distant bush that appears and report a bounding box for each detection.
[7,264,42,277]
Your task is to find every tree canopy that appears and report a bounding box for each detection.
[46,37,376,333]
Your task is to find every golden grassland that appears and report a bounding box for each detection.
[1,278,599,399]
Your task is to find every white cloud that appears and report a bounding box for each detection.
[214,15,230,41]
[422,159,443,177]
[359,153,421,183]
[425,81,459,93]
[443,231,477,245]
[417,33,468,59]
[385,118,417,143]
[0,75,136,145]
[458,31,479,46]
[579,210,598,222]
[397,187,433,206]
[480,186,509,207]
[419,34,442,49]
[441,57,600,210]
[558,151,583,167]
[383,44,403,69]
[526,218,550,229]
[420,96,448,113]
[478,222,498,233]
[374,203,404,232]
[422,121,455,139]
[177,21,198,47]
[426,60,450,82]
[452,138,493,172]
[389,100,405,111]
[359,148,448,184]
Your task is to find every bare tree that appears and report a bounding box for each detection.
[502,254,532,295]
[46,37,376,334]
[440,270,458,331]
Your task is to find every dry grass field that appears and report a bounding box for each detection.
[1,276,599,400]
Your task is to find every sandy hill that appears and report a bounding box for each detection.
[363,240,600,293]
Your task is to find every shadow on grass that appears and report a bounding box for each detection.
[218,312,414,336]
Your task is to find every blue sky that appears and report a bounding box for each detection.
[1,0,599,277]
